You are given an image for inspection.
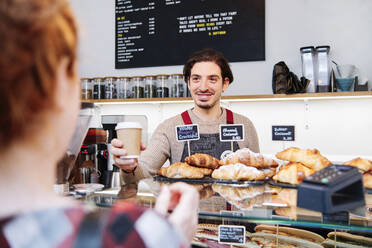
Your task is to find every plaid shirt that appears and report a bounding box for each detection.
[0,202,185,248]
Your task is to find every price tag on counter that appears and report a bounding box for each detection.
[176,124,199,157]
[272,125,295,141]
[176,124,199,141]
[218,225,246,245]
[219,124,244,141]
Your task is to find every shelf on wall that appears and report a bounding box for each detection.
[82,91,372,105]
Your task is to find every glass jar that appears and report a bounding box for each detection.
[144,75,157,99]
[112,77,120,99]
[131,76,144,98]
[169,74,186,98]
[117,77,131,99]
[81,78,93,100]
[156,74,170,98]
[104,77,115,99]
[93,77,105,99]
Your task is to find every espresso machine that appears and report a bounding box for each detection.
[77,115,126,188]
[68,113,147,189]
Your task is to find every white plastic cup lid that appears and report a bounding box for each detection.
[115,122,142,130]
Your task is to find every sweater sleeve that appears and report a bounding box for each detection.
[121,120,171,185]
[102,202,186,248]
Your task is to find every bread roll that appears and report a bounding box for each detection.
[323,231,372,248]
[254,225,325,244]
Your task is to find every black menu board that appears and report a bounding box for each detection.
[115,0,265,69]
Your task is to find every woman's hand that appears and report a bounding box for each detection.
[155,182,199,245]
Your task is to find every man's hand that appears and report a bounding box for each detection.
[110,138,146,172]
[155,182,199,245]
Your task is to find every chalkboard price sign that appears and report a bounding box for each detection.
[272,125,295,141]
[218,225,246,245]
[220,124,244,141]
[176,124,199,141]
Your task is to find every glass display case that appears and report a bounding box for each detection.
[81,178,372,247]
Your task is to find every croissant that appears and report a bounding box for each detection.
[363,173,372,189]
[273,162,315,185]
[343,157,372,172]
[157,162,212,179]
[275,147,331,171]
[185,153,220,169]
[212,185,265,201]
[211,163,267,181]
[220,148,278,168]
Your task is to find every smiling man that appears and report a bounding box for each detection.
[111,48,260,183]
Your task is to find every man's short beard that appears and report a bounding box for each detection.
[197,103,213,109]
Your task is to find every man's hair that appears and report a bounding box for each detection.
[183,48,234,84]
[0,0,78,148]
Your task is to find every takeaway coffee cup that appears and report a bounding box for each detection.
[115,122,142,158]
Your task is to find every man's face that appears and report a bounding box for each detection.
[188,61,229,109]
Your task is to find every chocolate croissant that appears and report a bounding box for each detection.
[276,147,331,171]
[157,162,212,179]
[185,153,220,169]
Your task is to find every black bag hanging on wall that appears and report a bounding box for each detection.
[272,61,309,94]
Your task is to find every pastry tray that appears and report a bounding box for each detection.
[153,175,266,186]
[267,179,298,189]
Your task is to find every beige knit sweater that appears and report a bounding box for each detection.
[121,108,260,184]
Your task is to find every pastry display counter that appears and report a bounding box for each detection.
[81,178,372,247]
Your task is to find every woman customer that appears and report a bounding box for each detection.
[0,0,198,247]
